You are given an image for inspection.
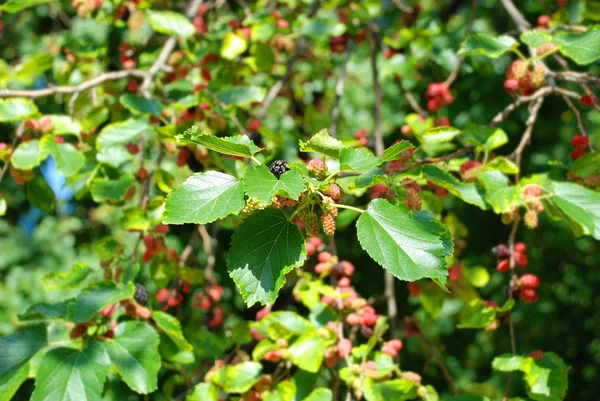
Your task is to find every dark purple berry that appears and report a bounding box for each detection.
[269,160,289,178]
[134,283,149,306]
[492,244,511,260]
[250,132,262,146]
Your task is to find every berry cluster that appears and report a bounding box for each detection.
[156,281,192,309]
[522,185,545,229]
[402,179,422,211]
[518,273,541,303]
[306,158,328,179]
[142,225,178,264]
[354,128,369,146]
[425,82,453,112]
[504,60,545,96]
[368,184,394,200]
[570,134,590,160]
[460,160,482,182]
[268,160,290,178]
[494,242,528,272]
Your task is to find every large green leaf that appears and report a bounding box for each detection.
[120,95,163,116]
[363,378,418,401]
[186,383,219,401]
[458,34,518,58]
[569,152,600,177]
[521,352,569,401]
[31,341,109,401]
[542,181,600,239]
[418,166,487,209]
[147,10,195,39]
[18,301,69,321]
[42,263,92,290]
[299,129,344,158]
[0,326,47,386]
[0,98,39,121]
[177,126,261,158]
[90,174,136,203]
[66,282,135,323]
[96,119,149,168]
[356,199,452,285]
[27,175,56,212]
[104,321,160,394]
[554,26,600,65]
[40,136,85,177]
[243,165,306,204]
[163,171,245,224]
[338,148,381,172]
[211,362,263,393]
[152,311,193,352]
[0,363,29,401]
[288,330,327,373]
[11,140,49,170]
[227,209,306,306]
[216,86,266,106]
[478,170,519,213]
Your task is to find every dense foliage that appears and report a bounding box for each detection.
[0,0,599,400]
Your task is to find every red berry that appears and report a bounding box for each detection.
[382,344,398,357]
[0,142,8,151]
[143,234,156,251]
[571,148,587,160]
[580,95,594,107]
[167,296,180,307]
[388,339,403,351]
[137,167,149,180]
[276,19,289,29]
[520,288,539,303]
[407,282,421,297]
[514,242,526,253]
[571,135,590,148]
[537,15,551,27]
[520,274,540,288]
[362,313,378,327]
[460,160,482,175]
[154,224,169,234]
[156,288,169,303]
[346,313,362,326]
[126,143,139,154]
[256,307,270,321]
[504,78,519,93]
[306,243,317,256]
[208,285,224,302]
[318,252,332,263]
[448,264,462,281]
[338,339,352,358]
[247,119,261,131]
[315,262,329,274]
[337,276,351,288]
[497,259,511,272]
[514,252,528,268]
[176,148,189,167]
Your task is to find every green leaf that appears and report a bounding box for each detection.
[0,363,29,401]
[228,209,306,306]
[120,95,163,116]
[457,298,496,329]
[381,141,413,162]
[212,362,263,393]
[66,282,135,323]
[221,32,249,60]
[492,354,526,372]
[419,166,488,209]
[252,311,313,340]
[554,26,600,65]
[155,168,175,194]
[304,388,333,401]
[177,126,261,158]
[447,397,491,401]
[521,29,553,47]
[119,207,150,232]
[243,165,306,204]
[542,181,600,239]
[186,383,219,401]
[0,198,5,217]
[11,140,49,170]
[46,115,81,137]
[147,10,195,39]
[521,352,569,401]
[105,321,160,394]
[40,136,85,177]
[90,174,136,203]
[0,326,47,386]
[0,98,39,121]
[31,341,109,401]
[338,148,381,172]
[152,311,193,352]
[27,175,56,213]
[569,151,600,177]
[363,378,418,401]
[417,126,461,145]
[216,86,266,106]
[463,265,490,288]
[289,331,327,373]
[458,34,518,58]
[484,156,519,175]
[478,170,519,213]
[298,16,345,38]
[96,119,149,168]
[356,199,452,285]
[163,171,246,224]
[420,286,446,319]
[299,129,344,158]
[18,301,69,321]
[42,263,92,290]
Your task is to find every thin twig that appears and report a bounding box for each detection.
[179,227,201,268]
[329,42,353,138]
[499,0,531,33]
[561,94,593,152]
[198,225,216,285]
[398,80,428,118]
[510,98,545,166]
[444,0,478,87]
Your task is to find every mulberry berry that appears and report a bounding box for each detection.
[269,160,289,178]
[571,135,589,148]
[134,283,149,306]
[520,287,539,303]
[325,183,342,201]
[524,209,539,229]
[493,244,511,260]
[321,214,336,236]
[536,42,556,56]
[304,212,320,237]
[520,273,540,288]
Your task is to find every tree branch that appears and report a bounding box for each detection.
[444,0,478,87]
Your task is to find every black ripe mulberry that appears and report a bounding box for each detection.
[134,283,149,306]
[269,160,289,178]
